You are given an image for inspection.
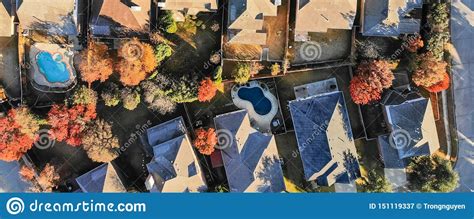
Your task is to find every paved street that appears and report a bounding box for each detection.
[451,0,474,192]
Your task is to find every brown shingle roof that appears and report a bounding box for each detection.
[91,0,151,31]
[295,0,356,40]
[227,0,278,45]
[0,0,13,37]
[16,0,76,34]
[158,0,218,14]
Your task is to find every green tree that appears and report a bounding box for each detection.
[72,85,98,106]
[160,11,178,34]
[121,88,141,111]
[427,3,449,32]
[407,156,459,192]
[155,43,173,63]
[101,83,121,107]
[233,62,251,84]
[359,170,392,193]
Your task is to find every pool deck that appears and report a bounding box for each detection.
[231,81,278,133]
[29,43,76,91]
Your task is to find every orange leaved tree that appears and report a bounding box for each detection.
[79,41,114,87]
[116,38,157,86]
[425,73,450,93]
[0,107,40,162]
[198,78,218,102]
[193,128,217,155]
[412,53,447,88]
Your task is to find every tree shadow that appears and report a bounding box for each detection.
[256,155,285,192]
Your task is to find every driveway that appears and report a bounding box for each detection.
[451,0,474,192]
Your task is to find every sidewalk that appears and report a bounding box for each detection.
[451,0,474,192]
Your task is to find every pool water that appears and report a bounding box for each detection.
[36,52,70,83]
[237,87,272,115]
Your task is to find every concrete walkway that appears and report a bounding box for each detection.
[451,0,474,192]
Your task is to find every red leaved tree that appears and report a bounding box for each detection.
[79,41,114,86]
[349,60,394,105]
[198,78,218,102]
[349,76,382,105]
[404,34,424,53]
[47,104,96,147]
[193,128,217,155]
[0,108,40,162]
[425,73,450,93]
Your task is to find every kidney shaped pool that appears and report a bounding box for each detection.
[237,87,272,115]
[36,52,70,83]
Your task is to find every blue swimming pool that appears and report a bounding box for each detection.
[36,52,70,83]
[237,87,272,115]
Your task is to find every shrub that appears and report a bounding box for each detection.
[213,66,224,92]
[79,41,114,86]
[101,83,121,107]
[233,62,251,84]
[250,62,264,77]
[193,128,217,155]
[271,63,281,76]
[82,119,120,163]
[121,88,141,110]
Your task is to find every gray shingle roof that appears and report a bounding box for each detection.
[75,163,126,193]
[382,97,440,162]
[362,0,423,36]
[214,110,285,192]
[289,91,360,186]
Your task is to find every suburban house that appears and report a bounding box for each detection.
[90,0,151,36]
[157,0,218,22]
[361,0,423,36]
[214,110,286,192]
[144,117,207,192]
[16,0,78,36]
[377,91,440,190]
[289,79,360,191]
[226,0,279,46]
[75,163,127,193]
[0,0,13,37]
[294,0,357,41]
